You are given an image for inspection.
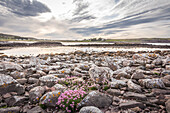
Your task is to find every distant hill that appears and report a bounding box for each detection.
[0,33,38,41]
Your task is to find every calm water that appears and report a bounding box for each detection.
[1,46,170,56]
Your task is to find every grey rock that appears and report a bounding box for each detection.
[119,101,144,109]
[127,80,142,93]
[78,91,112,109]
[79,106,103,113]
[52,84,67,92]
[110,78,127,88]
[0,75,25,95]
[162,70,170,76]
[27,106,46,113]
[16,78,27,85]
[10,71,26,79]
[29,86,45,103]
[40,90,61,107]
[0,107,20,113]
[39,75,59,87]
[166,99,170,113]
[5,96,28,106]
[89,65,114,80]
[28,78,39,84]
[105,57,119,71]
[0,61,23,71]
[106,89,123,96]
[123,92,147,101]
[152,58,162,65]
[131,71,145,80]
[139,78,165,89]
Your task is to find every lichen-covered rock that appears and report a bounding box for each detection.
[105,57,119,71]
[139,78,165,89]
[29,86,45,103]
[79,106,103,113]
[89,65,114,80]
[10,71,26,79]
[0,75,25,95]
[152,58,162,65]
[40,90,61,107]
[78,91,112,109]
[123,92,147,101]
[127,80,142,92]
[39,75,59,87]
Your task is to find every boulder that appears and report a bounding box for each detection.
[105,57,119,71]
[89,65,114,80]
[152,58,162,65]
[139,78,165,89]
[78,91,112,109]
[79,106,103,113]
[28,78,39,84]
[0,75,25,95]
[39,75,59,87]
[29,86,45,103]
[16,78,27,85]
[40,90,61,107]
[52,84,67,92]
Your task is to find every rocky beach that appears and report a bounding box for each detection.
[0,50,170,113]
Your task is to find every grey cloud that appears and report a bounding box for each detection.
[71,15,96,22]
[70,3,170,36]
[73,2,89,15]
[0,0,50,16]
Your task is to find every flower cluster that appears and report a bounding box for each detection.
[56,89,86,113]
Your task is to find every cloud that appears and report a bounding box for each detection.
[0,0,170,39]
[0,0,50,16]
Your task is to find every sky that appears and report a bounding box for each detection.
[0,0,170,40]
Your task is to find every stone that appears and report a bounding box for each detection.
[78,91,112,109]
[0,61,23,71]
[139,78,165,89]
[165,99,170,113]
[10,71,26,79]
[146,64,155,69]
[123,60,133,67]
[105,57,119,71]
[16,78,27,85]
[0,75,25,95]
[152,58,162,65]
[131,71,145,80]
[28,77,39,84]
[2,93,11,99]
[52,84,67,92]
[115,71,130,79]
[79,106,103,113]
[162,70,170,76]
[5,96,28,106]
[40,90,61,107]
[152,89,170,95]
[166,65,170,70]
[127,80,142,93]
[119,101,144,109]
[89,65,114,80]
[39,75,59,87]
[27,106,46,113]
[0,107,20,113]
[110,78,127,88]
[106,89,122,96]
[29,86,45,103]
[123,92,147,101]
